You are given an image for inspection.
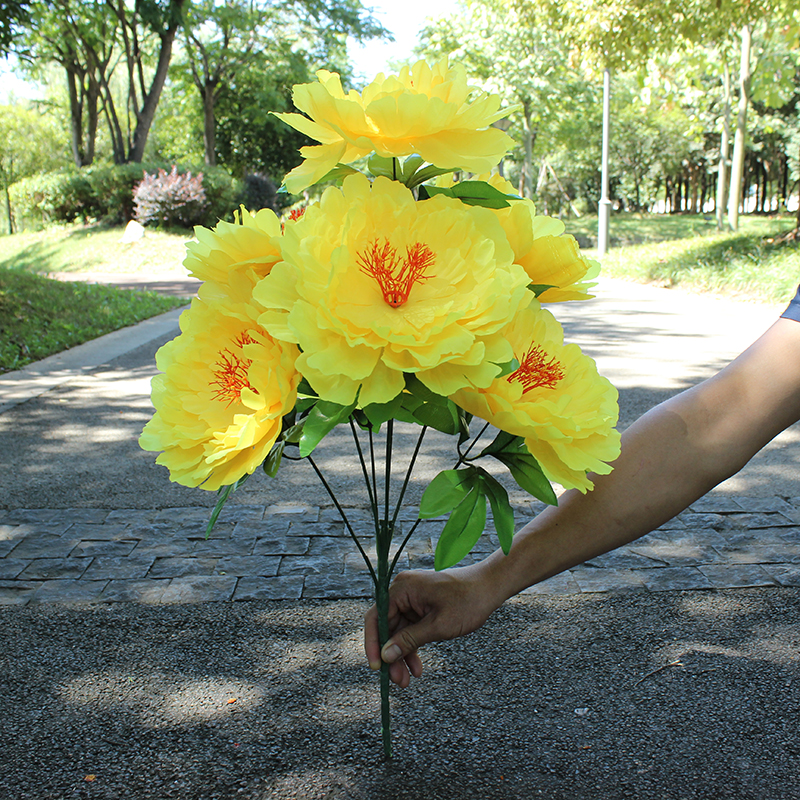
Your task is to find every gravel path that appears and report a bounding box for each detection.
[2,590,799,800]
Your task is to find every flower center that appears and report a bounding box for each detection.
[210,333,259,406]
[508,345,564,393]
[357,239,435,308]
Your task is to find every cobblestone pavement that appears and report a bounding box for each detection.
[2,494,800,605]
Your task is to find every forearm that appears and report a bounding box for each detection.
[474,317,800,606]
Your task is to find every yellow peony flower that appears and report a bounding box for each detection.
[274,58,516,194]
[183,206,284,293]
[254,173,531,406]
[139,296,300,491]
[450,305,620,492]
[483,173,599,303]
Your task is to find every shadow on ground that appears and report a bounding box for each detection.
[1,589,798,799]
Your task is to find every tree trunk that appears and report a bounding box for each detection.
[202,86,217,166]
[689,162,699,214]
[716,59,731,229]
[98,72,127,164]
[66,68,86,167]
[85,77,99,166]
[127,1,186,163]
[4,166,13,235]
[796,145,800,231]
[727,24,752,232]
[781,149,789,208]
[521,99,535,199]
[128,23,180,163]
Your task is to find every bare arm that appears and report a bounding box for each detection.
[366,317,800,686]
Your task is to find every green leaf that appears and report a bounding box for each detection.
[434,486,487,570]
[362,393,405,429]
[400,154,424,182]
[493,451,558,506]
[299,164,359,189]
[205,473,249,538]
[478,471,515,554]
[410,399,460,435]
[407,164,456,189]
[479,429,522,457]
[403,373,448,405]
[456,405,472,446]
[419,467,476,518]
[298,399,356,457]
[424,180,521,209]
[493,357,520,378]
[528,283,557,297]
[283,421,305,444]
[263,440,285,478]
[368,154,399,179]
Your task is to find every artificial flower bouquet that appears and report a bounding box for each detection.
[140,57,621,757]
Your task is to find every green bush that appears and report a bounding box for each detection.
[9,163,244,230]
[243,171,280,213]
[82,163,150,223]
[195,165,242,225]
[11,171,94,227]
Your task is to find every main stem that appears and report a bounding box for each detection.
[376,517,393,759]
[377,418,395,758]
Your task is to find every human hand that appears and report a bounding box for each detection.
[363,564,501,687]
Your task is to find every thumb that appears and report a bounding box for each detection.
[381,616,440,664]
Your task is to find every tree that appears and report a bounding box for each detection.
[514,0,800,230]
[106,0,187,163]
[417,0,581,200]
[18,0,185,165]
[0,0,31,55]
[0,103,64,232]
[20,0,115,167]
[210,44,313,180]
[177,0,386,167]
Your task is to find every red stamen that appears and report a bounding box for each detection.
[289,207,306,221]
[508,345,564,393]
[357,239,435,307]
[210,334,259,406]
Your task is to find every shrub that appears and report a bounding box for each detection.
[242,171,279,213]
[11,171,94,227]
[195,165,242,225]
[133,166,208,228]
[10,163,244,230]
[82,163,150,223]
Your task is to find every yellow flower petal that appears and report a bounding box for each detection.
[254,174,530,405]
[450,305,620,493]
[481,173,598,302]
[140,296,300,491]
[273,57,515,193]
[184,207,283,290]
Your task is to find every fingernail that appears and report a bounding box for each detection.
[382,644,402,663]
[368,660,381,671]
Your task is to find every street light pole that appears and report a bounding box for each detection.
[598,67,612,256]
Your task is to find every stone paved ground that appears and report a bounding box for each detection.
[2,494,799,605]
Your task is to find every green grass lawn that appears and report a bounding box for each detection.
[0,223,191,373]
[565,213,799,305]
[0,269,186,373]
[0,224,192,275]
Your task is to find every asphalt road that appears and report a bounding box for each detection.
[1,277,796,511]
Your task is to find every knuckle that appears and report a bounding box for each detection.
[397,629,420,653]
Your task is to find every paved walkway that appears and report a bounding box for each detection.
[2,493,800,605]
[2,273,799,605]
